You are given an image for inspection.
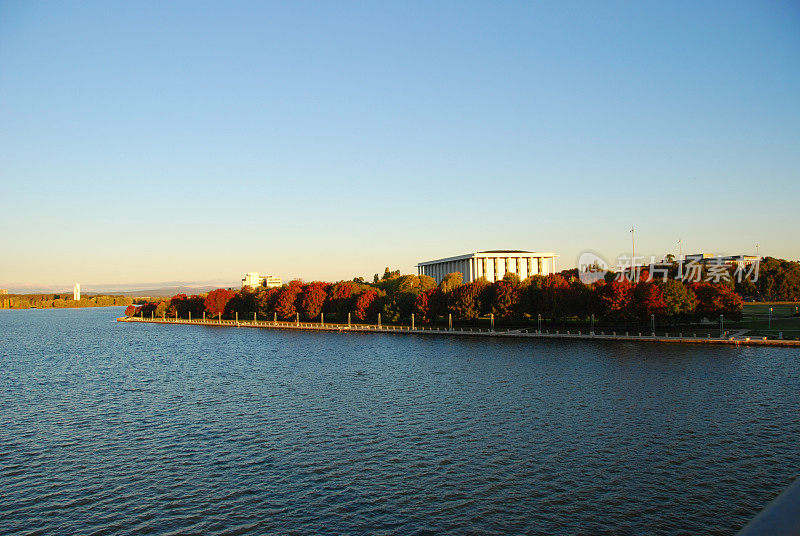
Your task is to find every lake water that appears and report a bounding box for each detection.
[1,307,799,535]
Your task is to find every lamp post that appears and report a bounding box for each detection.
[651,314,655,336]
[678,239,683,280]
[490,313,494,332]
[720,314,724,338]
[538,313,542,334]
[631,227,636,280]
[591,314,595,335]
[769,307,772,330]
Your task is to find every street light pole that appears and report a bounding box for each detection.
[678,239,683,280]
[630,227,636,281]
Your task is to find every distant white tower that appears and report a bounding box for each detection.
[73,283,80,301]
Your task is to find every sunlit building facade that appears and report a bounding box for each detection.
[417,250,559,284]
[242,272,282,289]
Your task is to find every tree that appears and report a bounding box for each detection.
[300,282,328,319]
[328,281,361,320]
[227,288,257,317]
[659,279,697,323]
[439,272,463,294]
[597,278,633,322]
[414,288,444,323]
[204,289,235,317]
[256,288,280,317]
[632,280,666,320]
[540,274,571,320]
[353,289,383,321]
[448,281,484,320]
[125,305,138,317]
[275,286,302,320]
[154,300,168,318]
[491,279,520,318]
[691,282,743,321]
[167,294,189,317]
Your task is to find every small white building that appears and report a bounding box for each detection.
[417,250,559,284]
[242,272,282,289]
[73,283,80,301]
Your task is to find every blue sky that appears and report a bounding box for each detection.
[1,1,798,290]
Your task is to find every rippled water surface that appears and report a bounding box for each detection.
[2,308,800,535]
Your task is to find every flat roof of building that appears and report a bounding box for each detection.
[418,251,558,266]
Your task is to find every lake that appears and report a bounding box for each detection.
[1,307,798,535]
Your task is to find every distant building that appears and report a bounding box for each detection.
[242,272,282,289]
[417,250,559,284]
[685,254,760,266]
[73,283,80,301]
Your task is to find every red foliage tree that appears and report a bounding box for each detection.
[448,281,485,320]
[597,278,633,321]
[632,281,667,320]
[413,288,444,323]
[540,274,571,320]
[690,282,743,321]
[275,286,302,320]
[124,305,138,317]
[353,289,382,321]
[300,282,329,319]
[491,280,521,318]
[327,281,360,319]
[204,289,235,317]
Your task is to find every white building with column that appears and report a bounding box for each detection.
[242,272,282,289]
[417,250,559,284]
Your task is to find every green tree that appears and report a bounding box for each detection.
[439,272,463,294]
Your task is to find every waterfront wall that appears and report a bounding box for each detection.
[117,317,800,347]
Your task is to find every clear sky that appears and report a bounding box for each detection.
[1,1,798,291]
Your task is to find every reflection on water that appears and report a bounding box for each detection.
[1,308,798,535]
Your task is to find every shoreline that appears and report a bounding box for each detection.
[117,317,800,347]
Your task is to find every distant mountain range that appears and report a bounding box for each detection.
[104,286,230,297]
[3,281,239,296]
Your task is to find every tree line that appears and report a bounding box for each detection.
[127,265,747,327]
[1,294,134,309]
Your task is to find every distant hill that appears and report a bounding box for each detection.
[106,286,230,298]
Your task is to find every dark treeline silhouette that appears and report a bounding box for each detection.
[127,264,752,328]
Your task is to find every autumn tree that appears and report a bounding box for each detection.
[691,282,743,321]
[327,281,361,320]
[597,278,633,322]
[439,272,463,294]
[631,279,667,320]
[413,288,444,323]
[204,288,235,318]
[353,289,384,321]
[256,288,280,317]
[300,282,329,319]
[448,281,484,320]
[275,286,302,320]
[491,279,521,318]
